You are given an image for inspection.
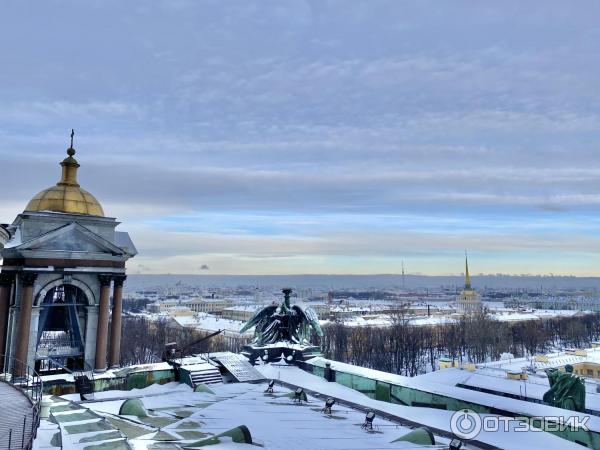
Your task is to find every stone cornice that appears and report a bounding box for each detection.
[2,257,126,269]
[14,211,119,226]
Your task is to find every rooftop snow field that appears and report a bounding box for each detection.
[52,379,447,449]
[258,363,590,450]
[420,368,600,413]
[305,356,600,426]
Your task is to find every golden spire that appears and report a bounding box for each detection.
[464,251,472,290]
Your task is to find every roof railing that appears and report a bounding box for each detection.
[0,354,43,450]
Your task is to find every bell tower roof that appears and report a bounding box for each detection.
[24,131,104,216]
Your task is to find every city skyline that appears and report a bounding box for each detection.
[2,1,600,275]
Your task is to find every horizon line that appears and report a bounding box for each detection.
[128,273,593,278]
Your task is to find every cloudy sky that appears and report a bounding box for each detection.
[1,1,600,275]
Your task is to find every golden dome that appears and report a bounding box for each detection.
[25,146,105,216]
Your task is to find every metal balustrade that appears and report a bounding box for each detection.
[0,355,43,450]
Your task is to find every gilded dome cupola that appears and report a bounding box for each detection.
[25,131,104,216]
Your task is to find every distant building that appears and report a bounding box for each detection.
[505,296,600,312]
[147,299,180,313]
[456,255,482,314]
[484,343,600,381]
[221,305,261,322]
[184,297,233,313]
[147,297,233,314]
[309,303,331,318]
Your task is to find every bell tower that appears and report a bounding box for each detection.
[0,135,136,374]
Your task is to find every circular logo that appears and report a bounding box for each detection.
[450,409,482,440]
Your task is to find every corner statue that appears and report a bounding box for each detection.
[239,288,323,364]
[543,365,585,412]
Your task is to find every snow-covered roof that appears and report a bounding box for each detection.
[421,367,600,412]
[482,345,600,373]
[258,364,589,450]
[222,304,263,311]
[4,226,21,248]
[42,379,442,449]
[305,357,600,432]
[171,312,253,334]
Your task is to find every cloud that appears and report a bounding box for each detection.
[1,1,600,274]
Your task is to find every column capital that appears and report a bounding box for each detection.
[20,272,38,287]
[113,275,127,287]
[0,272,15,287]
[98,274,112,287]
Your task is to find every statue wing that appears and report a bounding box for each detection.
[240,305,277,333]
[292,305,323,337]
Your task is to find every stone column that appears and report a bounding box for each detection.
[0,273,15,370]
[28,307,41,371]
[94,275,112,372]
[83,306,98,369]
[109,275,126,368]
[14,272,37,377]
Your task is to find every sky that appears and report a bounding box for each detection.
[1,1,600,276]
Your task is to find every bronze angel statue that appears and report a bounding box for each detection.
[240,288,323,347]
[543,365,585,412]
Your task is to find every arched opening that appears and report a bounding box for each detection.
[35,284,87,374]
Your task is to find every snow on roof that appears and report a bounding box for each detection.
[483,346,600,372]
[258,364,588,450]
[4,226,21,248]
[223,304,262,311]
[179,362,216,372]
[423,367,600,413]
[305,357,600,432]
[171,312,253,334]
[321,314,456,328]
[183,297,231,303]
[491,312,541,322]
[53,379,435,449]
[414,367,473,385]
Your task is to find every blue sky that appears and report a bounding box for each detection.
[1,1,600,275]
